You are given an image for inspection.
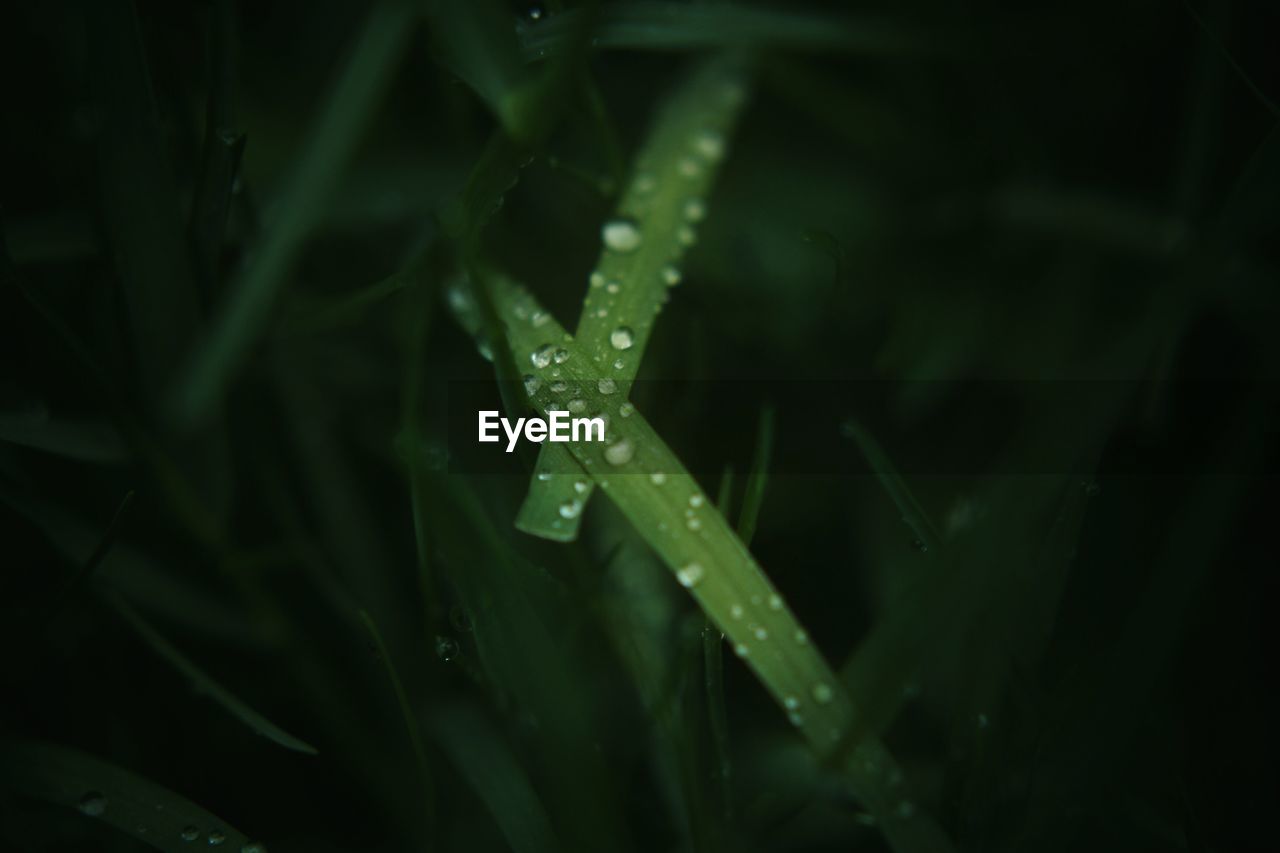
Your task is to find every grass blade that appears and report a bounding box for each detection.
[519,2,938,58]
[356,609,433,830]
[517,55,750,541]
[429,704,562,853]
[0,412,127,464]
[0,740,259,851]
[110,595,318,756]
[840,418,941,553]
[488,271,955,853]
[171,0,417,426]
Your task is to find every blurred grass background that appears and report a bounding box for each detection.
[1,0,1278,851]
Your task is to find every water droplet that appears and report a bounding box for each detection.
[662,265,682,286]
[733,643,750,657]
[678,225,696,246]
[677,157,701,178]
[536,471,552,482]
[783,695,800,710]
[241,844,267,853]
[435,636,459,662]
[573,479,589,494]
[567,398,586,414]
[522,374,541,397]
[602,218,642,252]
[78,792,107,817]
[676,562,704,588]
[605,281,620,294]
[613,357,626,370]
[589,271,605,288]
[549,380,569,393]
[730,604,744,619]
[531,310,550,328]
[754,626,768,640]
[686,516,703,531]
[812,683,834,704]
[633,172,656,194]
[649,472,666,485]
[694,130,725,160]
[559,499,583,519]
[604,438,634,465]
[527,5,544,21]
[597,378,617,394]
[618,402,635,418]
[208,829,226,846]
[610,326,634,350]
[531,344,554,369]
[794,629,808,645]
[596,307,608,318]
[553,348,570,365]
[689,494,705,508]
[683,198,706,222]
[787,711,804,726]
[181,826,200,842]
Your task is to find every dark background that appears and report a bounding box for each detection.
[2,1,1278,851]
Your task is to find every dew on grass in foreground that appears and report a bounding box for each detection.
[435,636,459,662]
[208,829,226,846]
[523,374,540,397]
[610,326,635,350]
[812,682,834,704]
[676,562,705,588]
[604,438,635,465]
[597,378,617,394]
[602,218,642,252]
[77,792,106,817]
[618,402,635,417]
[693,129,726,160]
[559,499,583,519]
[530,343,554,369]
[567,398,586,414]
[553,347,570,364]
[662,265,682,286]
[649,471,666,485]
[181,826,199,842]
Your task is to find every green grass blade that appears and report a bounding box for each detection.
[519,2,937,58]
[87,0,202,400]
[171,0,417,426]
[737,406,774,545]
[0,740,260,852]
[517,55,750,541]
[489,272,954,853]
[0,411,126,464]
[356,609,433,828]
[429,704,563,853]
[841,418,942,553]
[424,0,543,140]
[110,595,318,755]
